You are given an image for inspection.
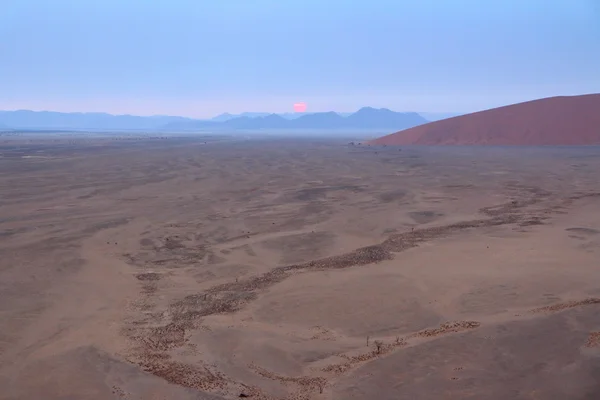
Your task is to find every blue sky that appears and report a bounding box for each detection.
[2,0,599,118]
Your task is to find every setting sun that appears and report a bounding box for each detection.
[293,102,307,113]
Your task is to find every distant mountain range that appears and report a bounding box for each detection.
[211,111,353,121]
[166,107,427,131]
[0,110,194,130]
[0,107,430,131]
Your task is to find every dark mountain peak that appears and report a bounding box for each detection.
[233,116,252,122]
[288,111,345,129]
[345,107,427,129]
[297,111,341,119]
[263,113,287,121]
[211,112,234,122]
[222,113,289,129]
[356,106,378,112]
[353,107,394,115]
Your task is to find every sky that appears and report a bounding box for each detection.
[1,0,599,118]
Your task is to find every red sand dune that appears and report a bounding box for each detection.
[370,94,600,146]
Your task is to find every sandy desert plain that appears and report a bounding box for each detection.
[1,133,600,400]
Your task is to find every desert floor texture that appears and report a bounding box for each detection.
[1,135,600,400]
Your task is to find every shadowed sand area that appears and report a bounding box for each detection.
[1,135,600,399]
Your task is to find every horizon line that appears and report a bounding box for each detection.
[0,107,463,120]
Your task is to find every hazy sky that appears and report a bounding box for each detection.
[2,0,599,118]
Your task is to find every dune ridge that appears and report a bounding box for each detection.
[370,94,600,146]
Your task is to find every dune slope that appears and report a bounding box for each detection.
[370,94,600,146]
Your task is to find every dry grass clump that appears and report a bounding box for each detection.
[140,359,226,391]
[408,321,481,339]
[135,272,161,281]
[585,332,600,348]
[531,298,600,314]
